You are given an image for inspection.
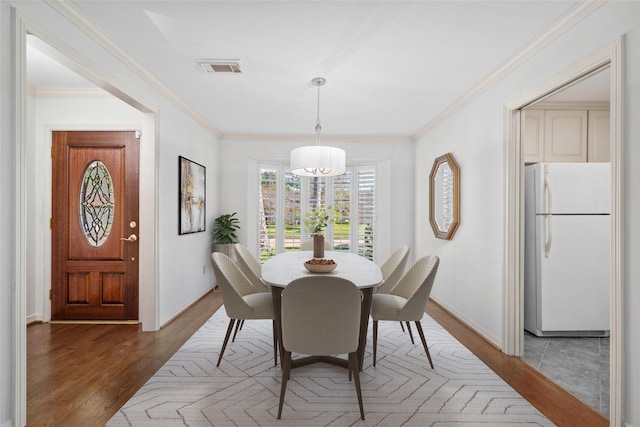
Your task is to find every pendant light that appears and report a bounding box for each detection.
[290,77,346,177]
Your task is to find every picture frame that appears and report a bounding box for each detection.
[179,156,206,234]
[429,153,460,240]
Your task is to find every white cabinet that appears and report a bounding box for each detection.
[544,110,588,162]
[522,106,609,164]
[522,110,544,163]
[587,110,611,162]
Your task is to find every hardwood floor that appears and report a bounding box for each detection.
[27,291,224,427]
[27,291,607,427]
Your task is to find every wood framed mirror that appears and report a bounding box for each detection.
[429,153,460,240]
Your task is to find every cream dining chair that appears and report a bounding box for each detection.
[210,252,277,367]
[229,243,271,341]
[233,243,269,292]
[376,246,410,294]
[277,276,365,420]
[370,255,440,368]
[375,246,413,339]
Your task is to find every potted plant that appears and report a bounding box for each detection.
[211,212,240,257]
[303,206,334,258]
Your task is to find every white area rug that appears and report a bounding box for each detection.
[108,308,554,426]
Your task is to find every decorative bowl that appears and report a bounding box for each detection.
[304,259,337,273]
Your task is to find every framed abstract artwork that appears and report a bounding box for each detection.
[179,156,206,234]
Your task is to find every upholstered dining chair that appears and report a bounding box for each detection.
[376,246,410,294]
[370,255,440,368]
[277,276,365,420]
[210,252,277,367]
[233,243,269,292]
[375,246,413,339]
[299,238,332,251]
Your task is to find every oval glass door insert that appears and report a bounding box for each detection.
[79,160,115,247]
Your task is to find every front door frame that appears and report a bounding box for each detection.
[502,38,623,426]
[13,11,159,426]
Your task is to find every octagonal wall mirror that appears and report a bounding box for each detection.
[429,153,460,240]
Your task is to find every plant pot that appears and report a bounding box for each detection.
[213,243,236,262]
[313,234,325,259]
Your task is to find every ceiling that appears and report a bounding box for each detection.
[26,1,609,139]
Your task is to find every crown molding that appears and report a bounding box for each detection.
[413,0,606,141]
[45,0,222,139]
[33,86,111,98]
[220,134,414,144]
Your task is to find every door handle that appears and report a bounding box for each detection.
[121,234,137,242]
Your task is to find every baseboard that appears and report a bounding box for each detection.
[26,313,42,325]
[429,296,501,349]
[160,288,214,328]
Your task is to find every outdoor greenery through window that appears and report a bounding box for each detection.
[259,164,376,262]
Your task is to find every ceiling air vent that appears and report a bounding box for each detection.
[198,60,241,73]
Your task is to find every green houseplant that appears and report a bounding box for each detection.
[212,212,241,244]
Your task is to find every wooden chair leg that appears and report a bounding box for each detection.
[349,352,365,420]
[414,321,434,369]
[406,321,415,344]
[217,319,236,367]
[272,320,278,366]
[277,351,292,419]
[232,318,243,342]
[372,320,378,367]
[400,321,405,332]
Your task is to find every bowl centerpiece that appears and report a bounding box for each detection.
[304,258,337,273]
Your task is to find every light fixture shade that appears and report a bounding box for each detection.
[290,146,346,177]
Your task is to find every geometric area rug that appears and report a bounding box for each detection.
[107,308,555,427]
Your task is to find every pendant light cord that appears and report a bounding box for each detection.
[315,82,322,146]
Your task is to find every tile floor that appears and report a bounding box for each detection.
[523,331,610,417]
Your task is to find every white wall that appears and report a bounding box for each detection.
[415,2,640,425]
[156,102,218,325]
[218,138,415,265]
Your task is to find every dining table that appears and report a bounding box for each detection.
[261,250,383,371]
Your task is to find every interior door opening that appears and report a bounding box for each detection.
[519,67,612,418]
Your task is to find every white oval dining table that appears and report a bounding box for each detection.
[262,250,383,371]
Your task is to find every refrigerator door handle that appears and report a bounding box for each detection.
[544,164,553,257]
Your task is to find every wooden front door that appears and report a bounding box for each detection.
[51,131,140,320]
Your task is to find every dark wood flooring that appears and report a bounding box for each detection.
[27,291,607,426]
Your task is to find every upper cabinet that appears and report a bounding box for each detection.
[522,103,610,164]
[587,110,611,162]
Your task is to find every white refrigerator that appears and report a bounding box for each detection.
[524,162,610,337]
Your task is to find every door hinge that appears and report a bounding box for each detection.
[50,218,53,229]
[135,130,141,139]
[49,289,52,300]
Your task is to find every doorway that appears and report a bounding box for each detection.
[14,25,159,426]
[503,39,623,425]
[520,67,611,416]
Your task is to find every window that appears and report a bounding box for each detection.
[258,164,376,262]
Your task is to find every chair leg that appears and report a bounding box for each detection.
[277,351,292,419]
[406,321,415,344]
[217,319,236,367]
[372,320,378,367]
[272,320,278,366]
[400,321,405,332]
[232,318,243,342]
[349,352,365,420]
[414,321,434,369]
